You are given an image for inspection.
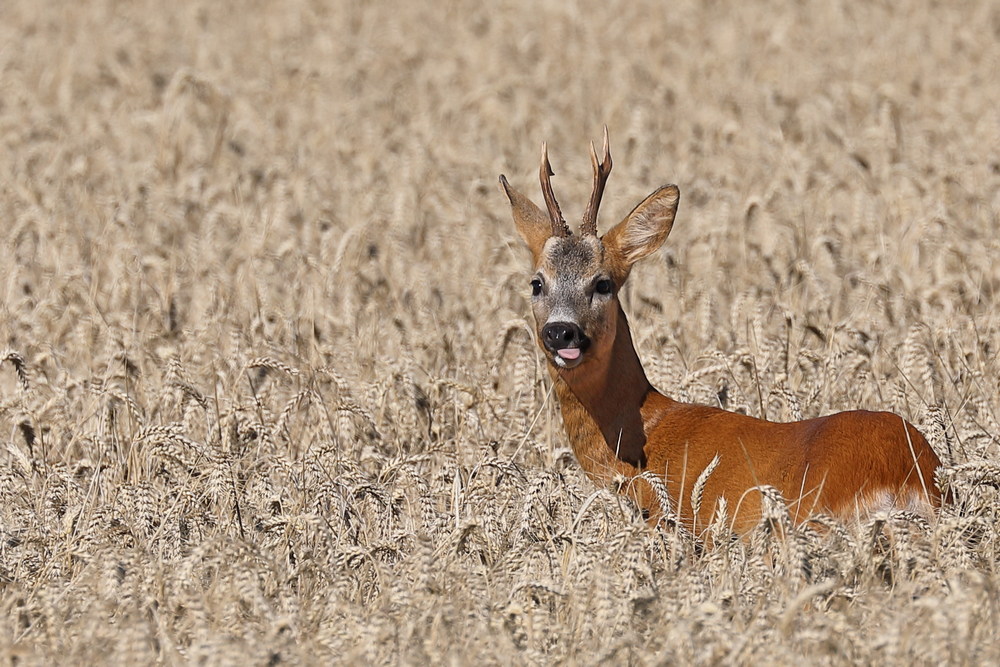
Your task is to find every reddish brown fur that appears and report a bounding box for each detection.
[501,134,942,533]
[553,304,941,532]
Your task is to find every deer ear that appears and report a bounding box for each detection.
[500,175,552,262]
[603,185,679,268]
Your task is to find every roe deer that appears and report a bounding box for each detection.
[500,128,942,532]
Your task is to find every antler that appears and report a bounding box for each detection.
[581,126,613,237]
[539,142,570,237]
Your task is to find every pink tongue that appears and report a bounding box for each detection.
[557,348,581,360]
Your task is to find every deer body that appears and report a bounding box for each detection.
[501,130,942,532]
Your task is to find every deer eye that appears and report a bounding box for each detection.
[530,278,543,296]
[595,279,613,295]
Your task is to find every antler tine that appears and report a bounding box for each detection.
[581,125,613,236]
[539,142,570,237]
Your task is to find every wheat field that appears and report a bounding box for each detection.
[1,0,999,663]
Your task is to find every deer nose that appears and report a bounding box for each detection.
[542,321,586,351]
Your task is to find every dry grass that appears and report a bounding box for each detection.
[1,0,999,663]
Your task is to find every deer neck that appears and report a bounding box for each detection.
[549,303,653,478]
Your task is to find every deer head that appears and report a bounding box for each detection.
[500,128,680,371]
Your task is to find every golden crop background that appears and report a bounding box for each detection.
[1,0,999,663]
